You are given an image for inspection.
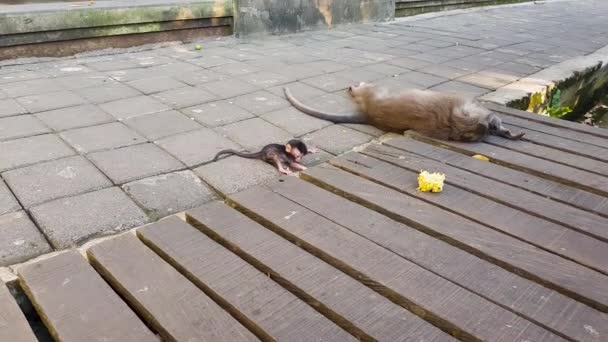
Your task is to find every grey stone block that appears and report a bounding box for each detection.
[182,100,255,127]
[232,90,291,115]
[126,76,188,94]
[194,156,278,196]
[361,63,410,76]
[0,115,51,141]
[302,124,373,155]
[60,122,146,153]
[342,124,385,137]
[123,170,216,220]
[146,62,202,79]
[124,110,201,140]
[197,78,260,99]
[0,211,52,266]
[458,72,517,90]
[216,118,292,150]
[186,55,238,69]
[431,80,491,98]
[88,143,184,184]
[331,69,386,83]
[99,95,171,119]
[156,128,242,167]
[387,57,432,70]
[399,71,449,88]
[1,78,62,98]
[30,187,148,249]
[74,83,141,104]
[261,107,331,136]
[34,104,114,132]
[54,74,114,90]
[240,71,294,88]
[151,87,216,109]
[301,148,334,167]
[418,64,471,80]
[2,156,111,209]
[0,134,75,172]
[0,99,27,118]
[17,90,87,113]
[86,59,141,72]
[301,73,354,92]
[172,69,229,86]
[267,82,326,100]
[0,180,20,216]
[209,61,261,76]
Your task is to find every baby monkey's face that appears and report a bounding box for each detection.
[285,144,304,162]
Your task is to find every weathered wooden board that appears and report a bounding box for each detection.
[17,251,157,342]
[87,233,258,342]
[137,215,352,342]
[266,176,608,342]
[499,114,608,148]
[408,133,608,197]
[228,186,564,341]
[385,137,608,217]
[351,146,608,274]
[501,123,608,162]
[187,202,451,342]
[484,102,608,139]
[483,135,608,176]
[0,282,37,342]
[365,142,608,243]
[302,164,608,313]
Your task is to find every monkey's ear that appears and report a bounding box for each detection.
[285,144,292,153]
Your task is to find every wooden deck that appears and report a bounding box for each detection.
[3,105,608,342]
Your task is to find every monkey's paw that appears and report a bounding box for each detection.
[417,170,445,193]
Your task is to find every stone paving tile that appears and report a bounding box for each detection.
[261,107,332,137]
[30,187,148,249]
[74,82,141,104]
[182,100,254,127]
[0,211,52,266]
[124,110,201,140]
[457,71,519,90]
[194,156,278,196]
[398,71,448,88]
[17,90,87,113]
[88,143,184,184]
[300,148,335,167]
[301,124,373,155]
[99,95,171,119]
[216,117,293,150]
[197,78,260,99]
[209,61,261,76]
[86,59,141,72]
[332,68,386,83]
[0,99,28,118]
[232,90,290,115]
[301,73,354,92]
[34,104,114,132]
[54,74,115,90]
[0,134,75,172]
[156,128,242,167]
[172,69,229,86]
[387,57,432,70]
[0,115,50,141]
[417,64,471,80]
[485,62,541,78]
[60,122,146,153]
[267,81,327,100]
[2,156,111,209]
[1,78,62,98]
[151,86,216,109]
[186,55,238,69]
[122,170,216,220]
[0,180,20,216]
[126,76,188,94]
[107,68,154,82]
[430,80,491,98]
[361,63,410,77]
[342,123,385,137]
[145,61,202,79]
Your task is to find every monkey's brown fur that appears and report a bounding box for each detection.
[284,83,524,142]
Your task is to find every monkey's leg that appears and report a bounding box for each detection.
[271,155,293,175]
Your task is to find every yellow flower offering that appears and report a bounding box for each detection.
[417,170,446,193]
[472,154,490,162]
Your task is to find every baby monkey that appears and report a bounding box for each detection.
[213,139,317,175]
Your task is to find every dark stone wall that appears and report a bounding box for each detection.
[233,0,395,36]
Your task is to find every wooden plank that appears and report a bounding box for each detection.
[227,186,566,342]
[484,102,608,139]
[187,202,452,342]
[137,216,353,342]
[366,143,608,243]
[499,114,608,148]
[409,132,608,200]
[301,164,608,313]
[87,233,259,342]
[354,145,608,273]
[385,137,608,217]
[483,135,608,177]
[0,282,37,342]
[17,250,157,342]
[266,176,608,342]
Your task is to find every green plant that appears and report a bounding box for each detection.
[546,89,573,118]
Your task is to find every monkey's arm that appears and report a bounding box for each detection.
[271,155,293,175]
[289,162,307,171]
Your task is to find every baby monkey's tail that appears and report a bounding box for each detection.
[488,113,525,140]
[212,149,263,162]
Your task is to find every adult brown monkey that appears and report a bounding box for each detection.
[284,82,524,142]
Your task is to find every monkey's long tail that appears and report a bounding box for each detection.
[488,113,525,140]
[284,87,368,124]
[212,149,263,162]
